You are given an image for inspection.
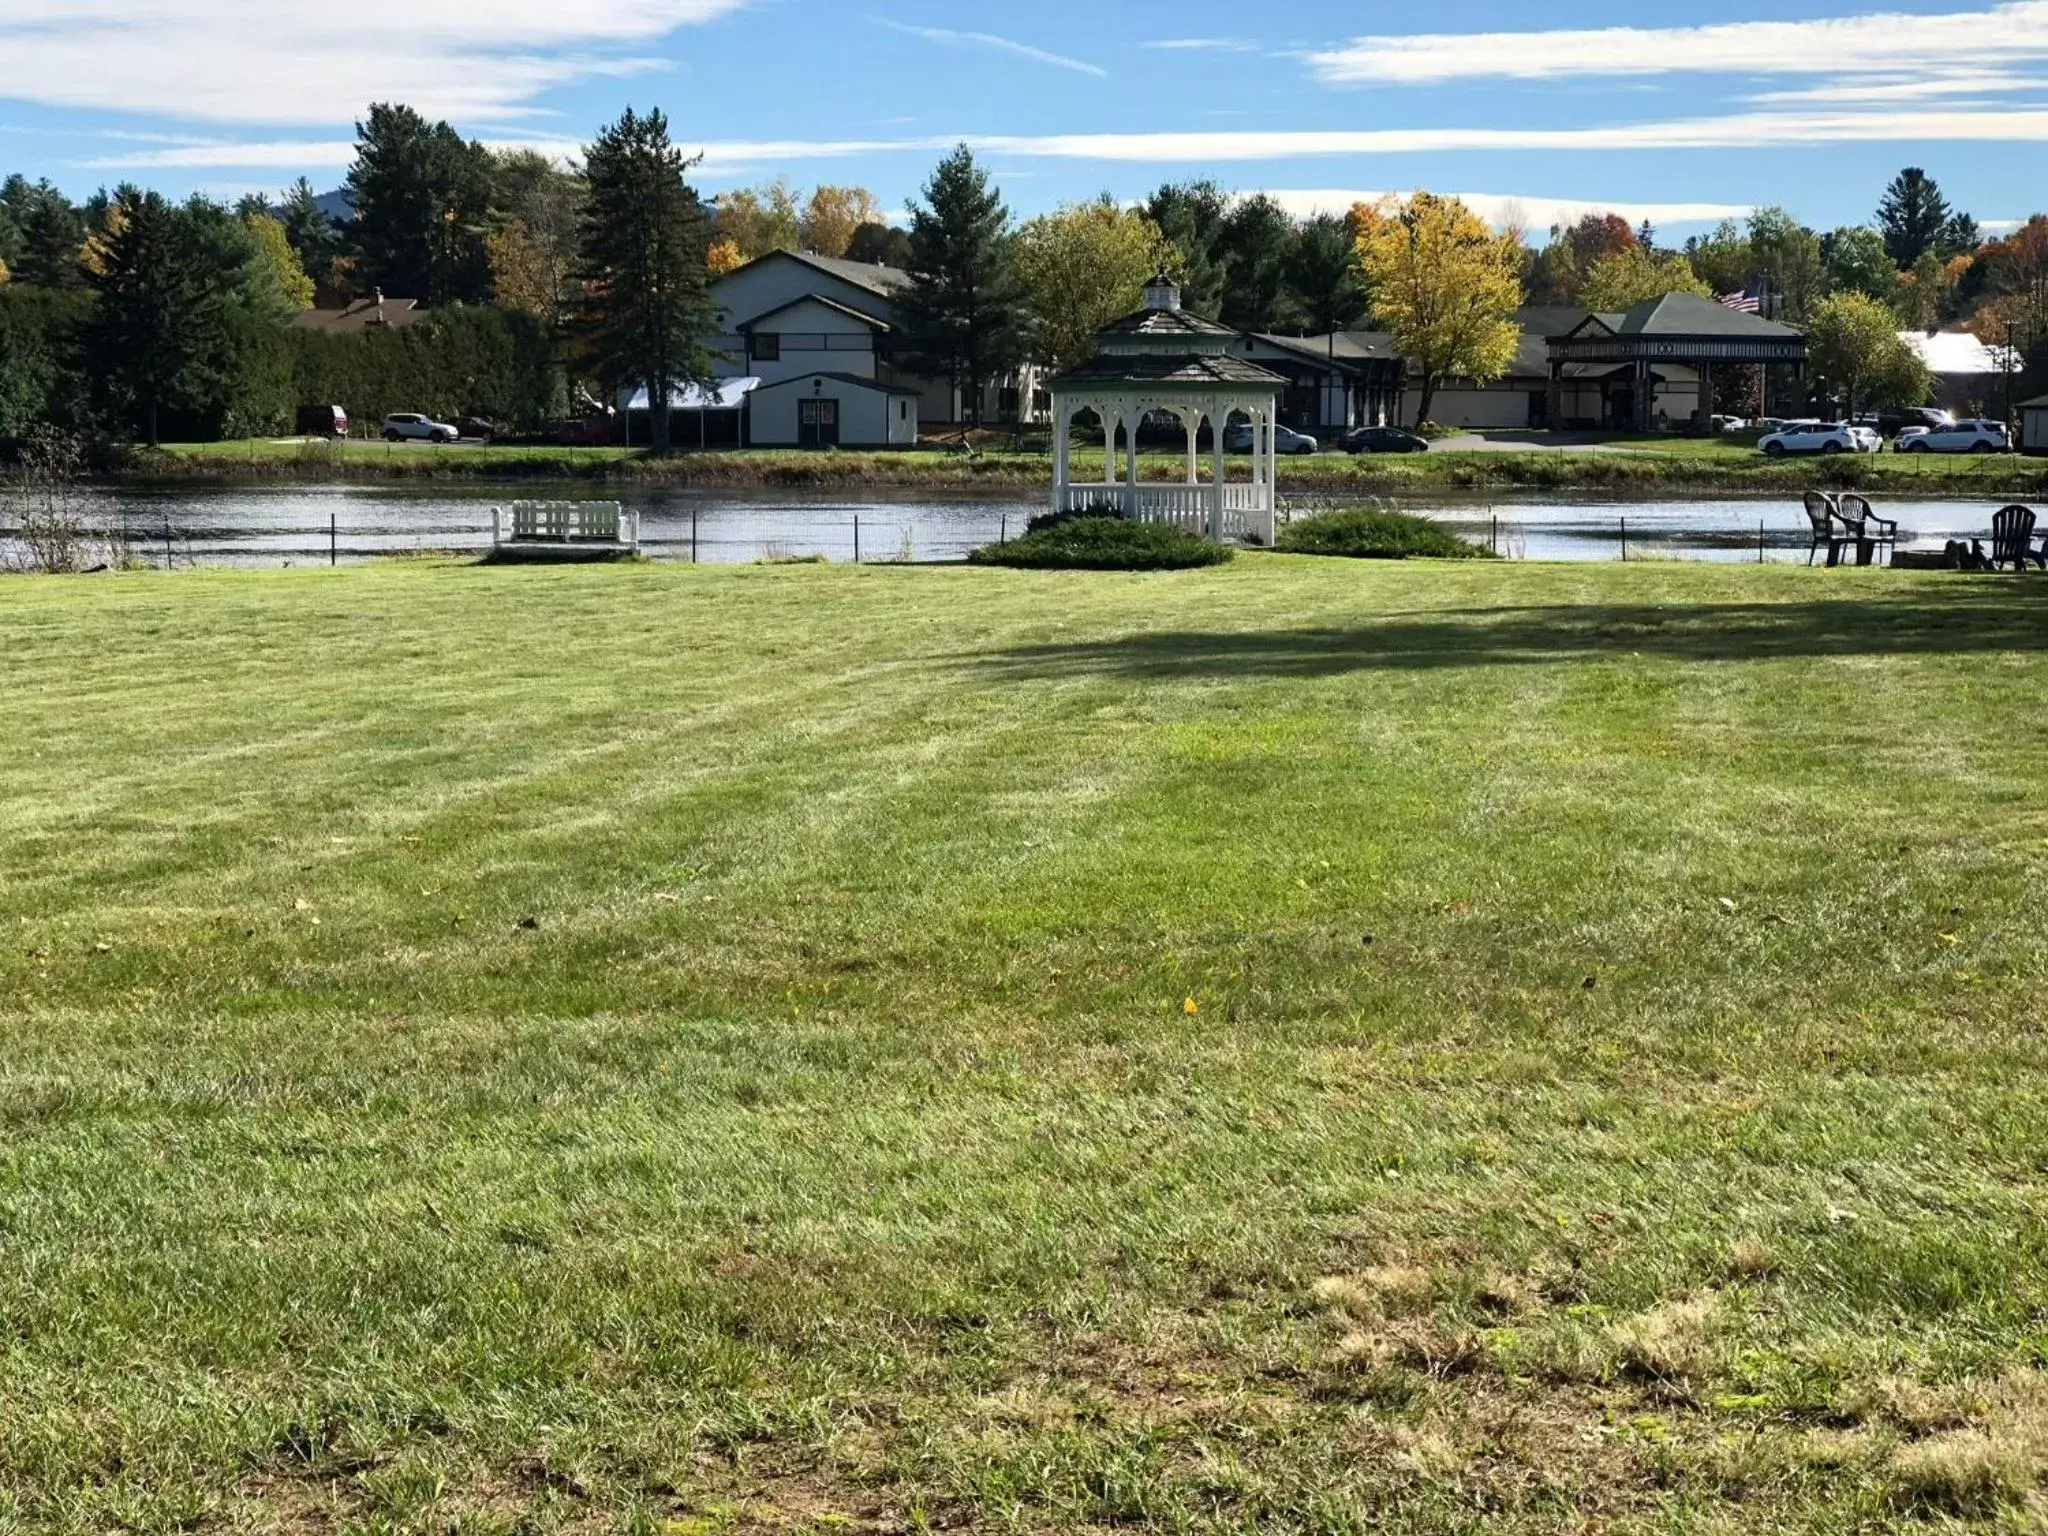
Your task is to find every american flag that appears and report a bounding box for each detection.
[1721,291,1763,314]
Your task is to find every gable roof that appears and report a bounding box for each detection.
[1249,331,1403,371]
[736,293,890,332]
[1611,291,1803,339]
[751,370,925,398]
[720,247,911,299]
[289,297,427,335]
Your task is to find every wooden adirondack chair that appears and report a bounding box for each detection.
[1803,491,1855,566]
[1835,493,1898,567]
[1989,506,2042,572]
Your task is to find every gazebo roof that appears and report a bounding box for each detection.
[1052,352,1288,389]
[1096,306,1239,340]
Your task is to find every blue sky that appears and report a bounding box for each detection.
[2,0,2042,241]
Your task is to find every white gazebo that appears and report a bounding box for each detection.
[1048,274,1288,544]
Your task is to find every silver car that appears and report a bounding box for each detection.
[1223,422,1320,455]
[381,412,460,444]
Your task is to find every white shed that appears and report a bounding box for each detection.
[2021,394,2048,457]
[749,372,921,448]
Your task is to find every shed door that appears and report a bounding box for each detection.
[799,398,840,448]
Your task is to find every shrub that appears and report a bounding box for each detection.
[971,515,1232,571]
[1278,506,1494,560]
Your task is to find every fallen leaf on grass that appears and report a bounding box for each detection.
[1183,997,1201,1016]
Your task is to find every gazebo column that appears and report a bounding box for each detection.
[1123,398,1141,518]
[1102,408,1120,498]
[1182,411,1199,485]
[1051,392,1069,513]
[1208,400,1226,542]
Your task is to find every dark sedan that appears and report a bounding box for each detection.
[1343,425,1430,454]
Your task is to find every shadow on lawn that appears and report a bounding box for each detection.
[975,586,2048,680]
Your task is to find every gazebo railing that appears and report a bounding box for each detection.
[1056,483,1275,544]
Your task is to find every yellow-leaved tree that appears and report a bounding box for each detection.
[1354,193,1523,429]
[1015,197,1176,372]
[800,186,883,259]
[246,212,316,310]
[1578,246,1710,312]
[706,239,748,276]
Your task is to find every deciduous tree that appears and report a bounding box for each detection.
[1355,192,1524,429]
[1824,226,1897,304]
[1015,196,1174,371]
[247,212,315,310]
[844,222,912,268]
[800,186,883,258]
[576,107,717,454]
[1578,246,1710,311]
[1748,207,1824,322]
[896,146,1024,430]
[713,179,802,260]
[1684,219,1753,299]
[1807,292,1930,416]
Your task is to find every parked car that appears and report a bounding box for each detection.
[1223,422,1320,454]
[1895,419,2009,453]
[454,415,500,442]
[382,412,459,444]
[1758,421,1878,456]
[295,403,348,439]
[553,416,614,447]
[1710,415,1750,433]
[1342,425,1429,454]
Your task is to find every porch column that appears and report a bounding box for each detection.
[1209,400,1226,542]
[1633,358,1654,433]
[1694,361,1714,436]
[1547,361,1564,430]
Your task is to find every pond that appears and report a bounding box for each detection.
[5,483,2030,569]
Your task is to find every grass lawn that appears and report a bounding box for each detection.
[3,557,2047,1533]
[141,436,2048,497]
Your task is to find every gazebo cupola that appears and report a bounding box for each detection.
[1047,274,1288,544]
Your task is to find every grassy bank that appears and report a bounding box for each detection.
[135,435,2048,497]
[4,558,2048,1532]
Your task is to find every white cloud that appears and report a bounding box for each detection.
[868,17,1106,77]
[0,0,748,125]
[1744,73,2040,104]
[1146,38,1258,52]
[1307,3,2048,84]
[1261,190,1753,233]
[81,103,2048,176]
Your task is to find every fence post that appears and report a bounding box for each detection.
[1759,518,1767,564]
[1620,516,1628,563]
[1491,513,1498,555]
[853,514,860,565]
[1000,513,1007,545]
[330,512,338,567]
[164,517,173,572]
[691,507,699,565]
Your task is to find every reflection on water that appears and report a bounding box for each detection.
[0,483,2029,568]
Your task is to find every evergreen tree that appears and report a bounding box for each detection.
[1214,193,1294,332]
[1878,168,1952,268]
[345,103,493,304]
[1940,211,1982,259]
[14,185,85,289]
[86,191,215,445]
[1143,181,1231,316]
[896,145,1024,430]
[1286,214,1370,335]
[576,106,716,454]
[844,221,912,269]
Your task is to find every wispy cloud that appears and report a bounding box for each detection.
[81,102,2048,176]
[868,17,1106,77]
[1307,4,2048,84]
[1146,37,1257,52]
[1261,189,1753,233]
[0,0,748,126]
[1743,72,2040,105]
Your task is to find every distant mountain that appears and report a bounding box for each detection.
[314,189,353,225]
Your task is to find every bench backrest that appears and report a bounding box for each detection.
[511,502,624,541]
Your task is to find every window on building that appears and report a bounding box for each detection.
[752,333,781,362]
[999,387,1021,419]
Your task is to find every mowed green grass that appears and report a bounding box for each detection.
[3,559,2047,1534]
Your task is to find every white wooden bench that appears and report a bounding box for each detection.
[493,502,640,550]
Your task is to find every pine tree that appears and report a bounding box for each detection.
[86,191,215,445]
[576,107,716,454]
[896,146,1024,429]
[15,188,85,289]
[1878,168,1952,268]
[1286,214,1370,336]
[346,104,494,304]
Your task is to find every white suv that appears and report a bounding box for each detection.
[1896,419,2008,454]
[1758,421,1878,456]
[381,412,460,444]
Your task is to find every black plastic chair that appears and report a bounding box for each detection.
[1803,491,1855,567]
[1989,506,2042,572]
[1836,493,1898,567]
